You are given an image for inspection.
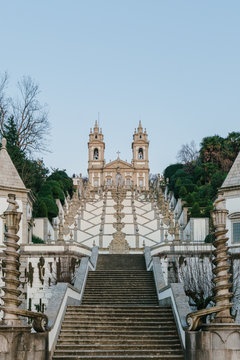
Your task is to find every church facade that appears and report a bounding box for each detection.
[87,121,150,189]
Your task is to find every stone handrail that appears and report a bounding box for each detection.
[158,284,191,348]
[186,304,232,331]
[146,248,190,348]
[0,306,48,332]
[144,247,152,270]
[89,245,99,268]
[46,246,98,357]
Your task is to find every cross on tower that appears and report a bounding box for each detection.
[117,151,121,158]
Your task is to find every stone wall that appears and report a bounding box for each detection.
[0,328,48,360]
[0,244,91,322]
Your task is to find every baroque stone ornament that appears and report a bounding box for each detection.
[211,196,234,324]
[109,187,130,254]
[186,195,233,330]
[1,194,22,326]
[0,194,48,332]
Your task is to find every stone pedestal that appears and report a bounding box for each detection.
[0,326,48,360]
[186,324,240,360]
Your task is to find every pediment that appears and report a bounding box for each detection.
[104,159,133,170]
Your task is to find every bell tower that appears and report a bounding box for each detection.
[132,121,149,189]
[88,121,105,187]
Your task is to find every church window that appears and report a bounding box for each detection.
[94,179,99,187]
[106,178,112,186]
[229,213,240,243]
[139,135,142,139]
[126,178,131,186]
[95,134,98,139]
[93,148,99,160]
[233,222,240,243]
[138,148,144,160]
[139,179,143,187]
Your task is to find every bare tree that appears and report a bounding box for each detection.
[178,256,214,310]
[167,255,214,310]
[0,72,9,133]
[177,141,199,164]
[0,73,50,153]
[12,76,50,153]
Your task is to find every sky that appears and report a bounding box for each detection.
[0,1,239,177]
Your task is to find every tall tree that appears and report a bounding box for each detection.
[0,73,50,154]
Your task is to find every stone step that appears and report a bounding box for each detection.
[53,349,183,356]
[53,254,183,360]
[81,299,159,302]
[57,338,180,345]
[82,295,158,300]
[59,329,178,336]
[87,272,152,276]
[67,306,170,311]
[52,355,184,359]
[83,291,156,295]
[55,344,182,350]
[85,284,155,293]
[63,315,175,321]
[96,255,146,270]
[61,324,178,331]
[65,310,172,315]
[82,298,157,306]
[85,283,155,286]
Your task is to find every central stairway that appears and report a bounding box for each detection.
[52,255,184,359]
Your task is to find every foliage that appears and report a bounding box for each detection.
[32,235,45,244]
[47,170,74,197]
[1,116,73,221]
[39,196,58,220]
[34,170,73,220]
[163,132,240,224]
[205,233,215,243]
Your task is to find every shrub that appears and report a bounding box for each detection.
[32,235,45,244]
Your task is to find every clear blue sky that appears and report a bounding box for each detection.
[0,1,239,176]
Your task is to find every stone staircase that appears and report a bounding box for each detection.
[52,255,184,359]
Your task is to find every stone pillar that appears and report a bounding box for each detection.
[0,194,49,359]
[57,216,65,245]
[211,196,233,323]
[185,195,240,360]
[1,194,22,326]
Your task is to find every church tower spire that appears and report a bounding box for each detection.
[132,122,149,189]
[88,121,105,187]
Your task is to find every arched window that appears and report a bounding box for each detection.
[126,178,131,186]
[93,148,99,160]
[138,148,144,160]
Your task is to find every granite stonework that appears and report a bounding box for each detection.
[0,243,91,322]
[0,327,48,360]
[0,139,34,246]
[185,324,240,360]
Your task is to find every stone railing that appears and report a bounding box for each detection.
[144,247,191,348]
[46,246,98,357]
[158,284,192,348]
